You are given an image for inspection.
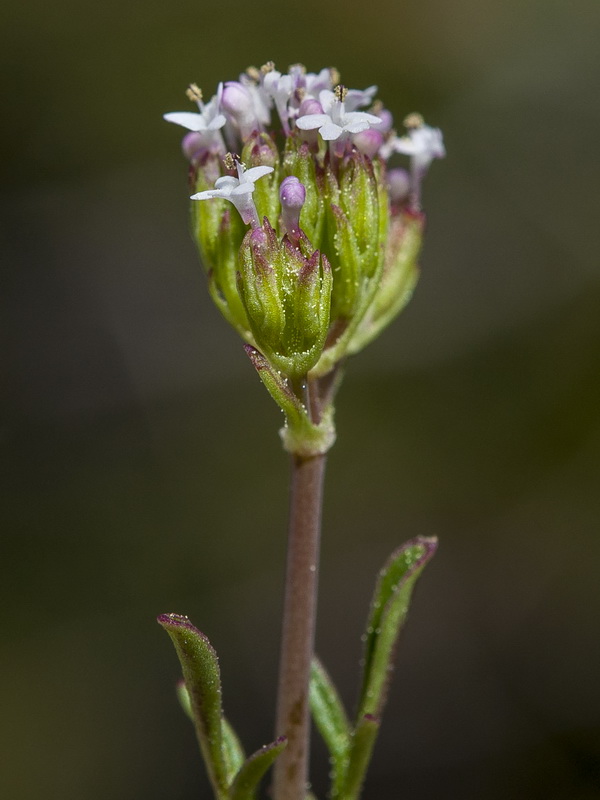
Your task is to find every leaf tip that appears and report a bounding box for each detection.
[361,713,380,725]
[157,613,213,646]
[157,612,191,627]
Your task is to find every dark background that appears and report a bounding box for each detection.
[3,1,600,798]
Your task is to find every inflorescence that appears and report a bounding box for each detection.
[164,61,445,455]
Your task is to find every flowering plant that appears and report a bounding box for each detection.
[160,61,443,800]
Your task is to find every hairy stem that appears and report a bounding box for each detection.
[272,451,327,800]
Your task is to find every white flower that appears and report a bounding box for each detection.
[295,89,381,142]
[191,159,274,228]
[385,117,445,207]
[392,122,445,173]
[238,72,272,128]
[163,83,226,134]
[262,68,295,134]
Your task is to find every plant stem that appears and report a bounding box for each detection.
[273,451,327,800]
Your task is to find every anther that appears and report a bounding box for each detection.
[261,61,276,74]
[334,84,348,103]
[404,112,424,129]
[223,152,237,171]
[186,83,203,103]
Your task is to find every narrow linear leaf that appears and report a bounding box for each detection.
[342,715,380,800]
[309,657,351,798]
[158,614,229,799]
[358,537,437,720]
[228,736,287,800]
[177,679,245,784]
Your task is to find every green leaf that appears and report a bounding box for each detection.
[157,614,229,800]
[177,679,245,786]
[309,657,351,798]
[341,715,380,800]
[228,737,287,800]
[176,679,245,785]
[357,537,437,720]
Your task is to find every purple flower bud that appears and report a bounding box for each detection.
[387,168,411,204]
[256,143,277,167]
[222,81,259,140]
[298,98,323,117]
[280,176,306,241]
[353,129,384,159]
[181,131,205,160]
[375,108,394,133]
[280,176,306,210]
[222,81,253,115]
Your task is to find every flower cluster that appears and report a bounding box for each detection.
[164,62,444,454]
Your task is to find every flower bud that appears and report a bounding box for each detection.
[298,98,323,116]
[387,168,410,204]
[182,131,205,161]
[279,176,306,241]
[375,107,393,133]
[353,128,384,159]
[222,81,259,141]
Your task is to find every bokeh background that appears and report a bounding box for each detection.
[3,1,600,798]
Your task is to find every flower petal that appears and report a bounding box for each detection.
[295,113,331,131]
[163,112,208,131]
[206,113,227,131]
[392,137,420,155]
[190,189,223,200]
[230,183,257,196]
[214,176,238,191]
[243,165,274,183]
[344,111,382,127]
[344,120,370,135]
[318,122,344,141]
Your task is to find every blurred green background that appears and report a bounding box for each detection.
[3,0,600,798]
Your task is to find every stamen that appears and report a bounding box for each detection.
[334,85,348,103]
[223,152,237,171]
[186,83,203,103]
[245,66,260,82]
[261,61,276,74]
[404,112,424,129]
[329,67,341,86]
